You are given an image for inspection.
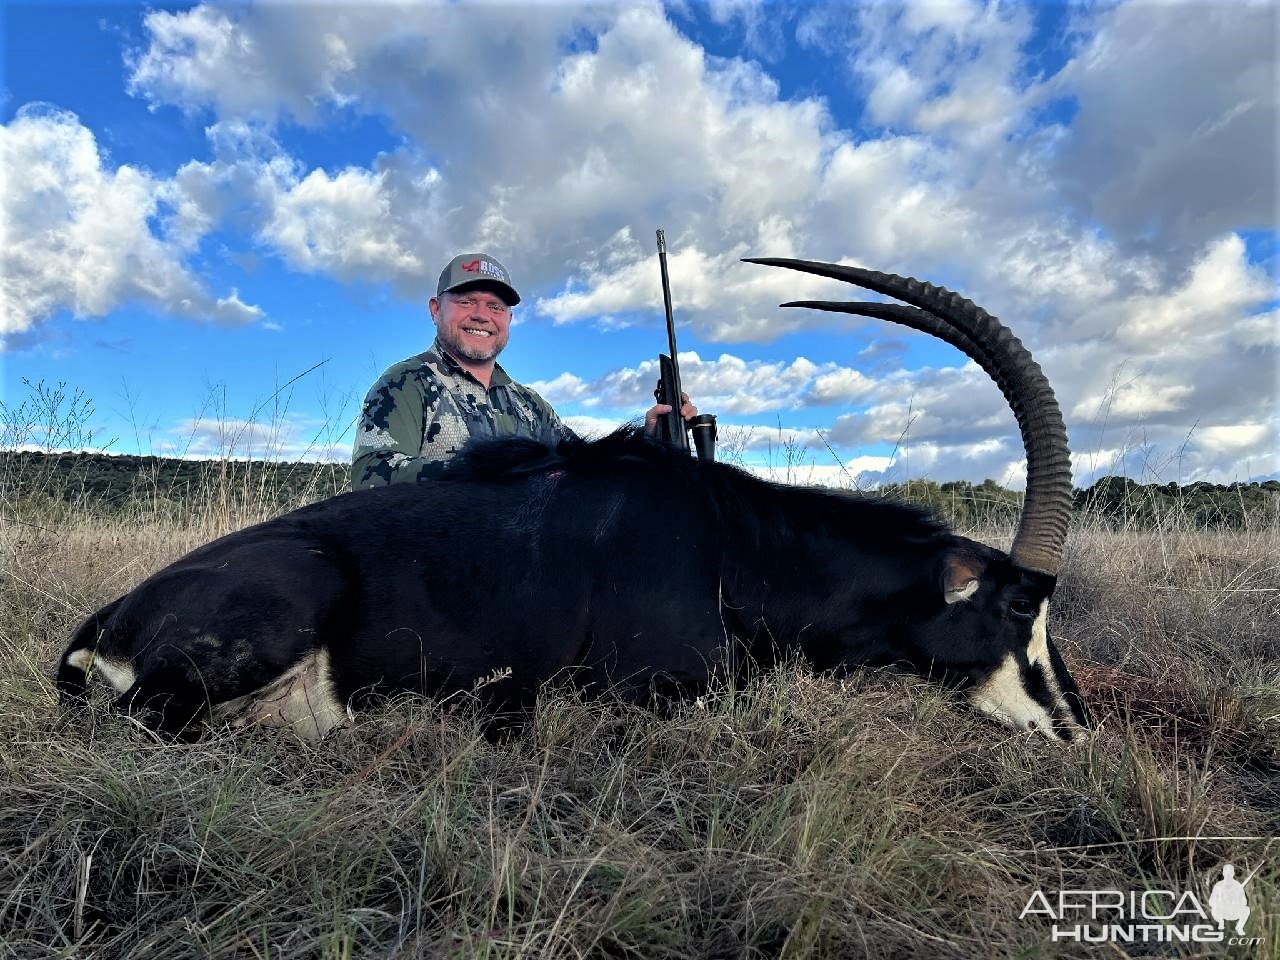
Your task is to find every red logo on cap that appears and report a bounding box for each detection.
[460,260,481,273]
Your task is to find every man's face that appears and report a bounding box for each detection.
[430,289,512,363]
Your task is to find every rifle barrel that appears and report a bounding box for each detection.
[656,229,683,408]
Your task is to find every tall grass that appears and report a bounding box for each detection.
[1,455,1277,958]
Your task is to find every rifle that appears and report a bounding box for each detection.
[654,228,717,461]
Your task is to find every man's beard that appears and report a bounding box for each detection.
[440,328,506,362]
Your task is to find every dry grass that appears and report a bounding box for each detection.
[1,480,1277,959]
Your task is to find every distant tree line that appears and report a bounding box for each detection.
[1071,475,1279,529]
[0,451,348,517]
[877,474,1279,530]
[876,478,1025,530]
[2,451,1277,529]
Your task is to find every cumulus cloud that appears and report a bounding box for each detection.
[215,289,265,325]
[260,166,424,277]
[0,105,264,341]
[126,4,362,125]
[1195,424,1273,460]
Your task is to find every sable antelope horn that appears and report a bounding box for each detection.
[744,257,1072,576]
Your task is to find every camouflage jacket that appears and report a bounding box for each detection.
[351,340,575,490]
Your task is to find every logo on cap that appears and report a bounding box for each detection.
[461,259,507,281]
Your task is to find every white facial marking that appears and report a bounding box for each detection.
[1027,601,1049,666]
[211,648,348,741]
[67,649,137,693]
[970,652,1057,737]
[969,599,1085,742]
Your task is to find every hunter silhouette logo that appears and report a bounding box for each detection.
[1209,863,1256,935]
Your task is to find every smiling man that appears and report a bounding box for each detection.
[352,252,694,490]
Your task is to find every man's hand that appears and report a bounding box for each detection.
[644,392,697,436]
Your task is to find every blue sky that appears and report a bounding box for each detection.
[2,0,1276,487]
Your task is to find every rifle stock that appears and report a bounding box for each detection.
[656,352,688,451]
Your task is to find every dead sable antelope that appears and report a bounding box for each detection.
[58,258,1090,742]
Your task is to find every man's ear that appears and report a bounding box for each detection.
[428,297,440,323]
[943,549,987,604]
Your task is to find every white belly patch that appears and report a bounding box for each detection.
[211,648,350,741]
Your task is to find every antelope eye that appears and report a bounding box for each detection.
[1009,598,1037,619]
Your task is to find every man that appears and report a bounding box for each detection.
[352,252,696,490]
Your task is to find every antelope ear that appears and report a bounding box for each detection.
[943,549,986,604]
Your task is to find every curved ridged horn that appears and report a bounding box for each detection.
[743,257,1072,576]
[782,300,987,360]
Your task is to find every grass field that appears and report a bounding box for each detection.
[1,469,1277,959]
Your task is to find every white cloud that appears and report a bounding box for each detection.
[127,4,360,124]
[807,366,878,405]
[120,1,1082,334]
[562,414,629,440]
[530,372,591,405]
[215,289,265,325]
[1115,235,1275,348]
[1196,423,1273,457]
[0,105,264,342]
[704,0,784,60]
[172,416,286,458]
[261,166,423,277]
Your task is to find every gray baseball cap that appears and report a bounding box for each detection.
[435,253,520,306]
